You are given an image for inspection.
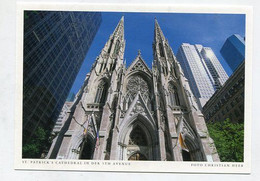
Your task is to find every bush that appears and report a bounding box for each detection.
[22,127,51,158]
[207,119,244,162]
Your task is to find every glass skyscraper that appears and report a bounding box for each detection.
[200,47,229,90]
[23,11,102,150]
[220,34,245,72]
[176,43,229,109]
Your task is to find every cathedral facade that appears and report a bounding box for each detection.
[47,17,219,161]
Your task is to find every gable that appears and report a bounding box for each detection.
[127,54,152,76]
[120,92,156,129]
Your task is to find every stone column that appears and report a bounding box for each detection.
[109,127,119,160]
[93,105,111,160]
[157,128,166,160]
[166,107,183,161]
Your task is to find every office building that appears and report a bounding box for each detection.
[220,34,245,72]
[23,11,102,150]
[176,43,229,108]
[52,101,73,133]
[203,61,244,123]
[200,47,229,90]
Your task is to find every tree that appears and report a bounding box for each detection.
[22,127,51,158]
[207,119,244,162]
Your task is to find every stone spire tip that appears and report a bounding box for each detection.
[138,49,141,56]
[120,16,124,22]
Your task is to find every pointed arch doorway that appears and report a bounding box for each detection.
[118,114,158,161]
[127,124,149,161]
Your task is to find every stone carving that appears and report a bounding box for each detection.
[126,75,149,102]
[130,59,149,74]
[132,101,145,114]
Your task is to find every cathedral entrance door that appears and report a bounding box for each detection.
[126,124,150,160]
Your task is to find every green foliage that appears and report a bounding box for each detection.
[207,119,244,162]
[22,127,51,158]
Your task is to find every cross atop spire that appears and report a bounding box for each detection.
[138,49,141,56]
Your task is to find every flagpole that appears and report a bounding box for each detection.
[174,113,189,152]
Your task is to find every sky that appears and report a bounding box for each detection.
[70,12,245,94]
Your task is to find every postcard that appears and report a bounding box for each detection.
[15,2,252,173]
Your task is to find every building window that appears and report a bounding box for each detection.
[168,83,180,106]
[113,40,120,56]
[126,75,150,103]
[107,38,114,54]
[94,80,108,103]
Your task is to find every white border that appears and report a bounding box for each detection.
[15,2,253,174]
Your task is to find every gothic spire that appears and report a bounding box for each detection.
[153,19,174,76]
[94,16,125,74]
[112,16,124,39]
[154,18,166,42]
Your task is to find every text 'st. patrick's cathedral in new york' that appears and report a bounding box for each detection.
[47,17,220,161]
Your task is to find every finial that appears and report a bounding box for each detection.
[138,49,141,56]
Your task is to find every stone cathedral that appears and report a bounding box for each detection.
[47,17,219,161]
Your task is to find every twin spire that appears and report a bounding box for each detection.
[112,16,166,43]
[96,16,167,73]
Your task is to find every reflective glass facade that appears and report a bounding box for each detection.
[200,47,229,90]
[177,43,229,109]
[220,34,245,72]
[23,11,102,144]
[177,43,215,108]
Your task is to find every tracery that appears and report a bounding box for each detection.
[126,75,149,102]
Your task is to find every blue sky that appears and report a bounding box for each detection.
[70,12,245,94]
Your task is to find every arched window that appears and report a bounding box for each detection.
[107,38,114,54]
[94,80,108,103]
[99,63,103,73]
[112,59,117,71]
[79,136,95,159]
[113,40,120,56]
[168,83,180,106]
